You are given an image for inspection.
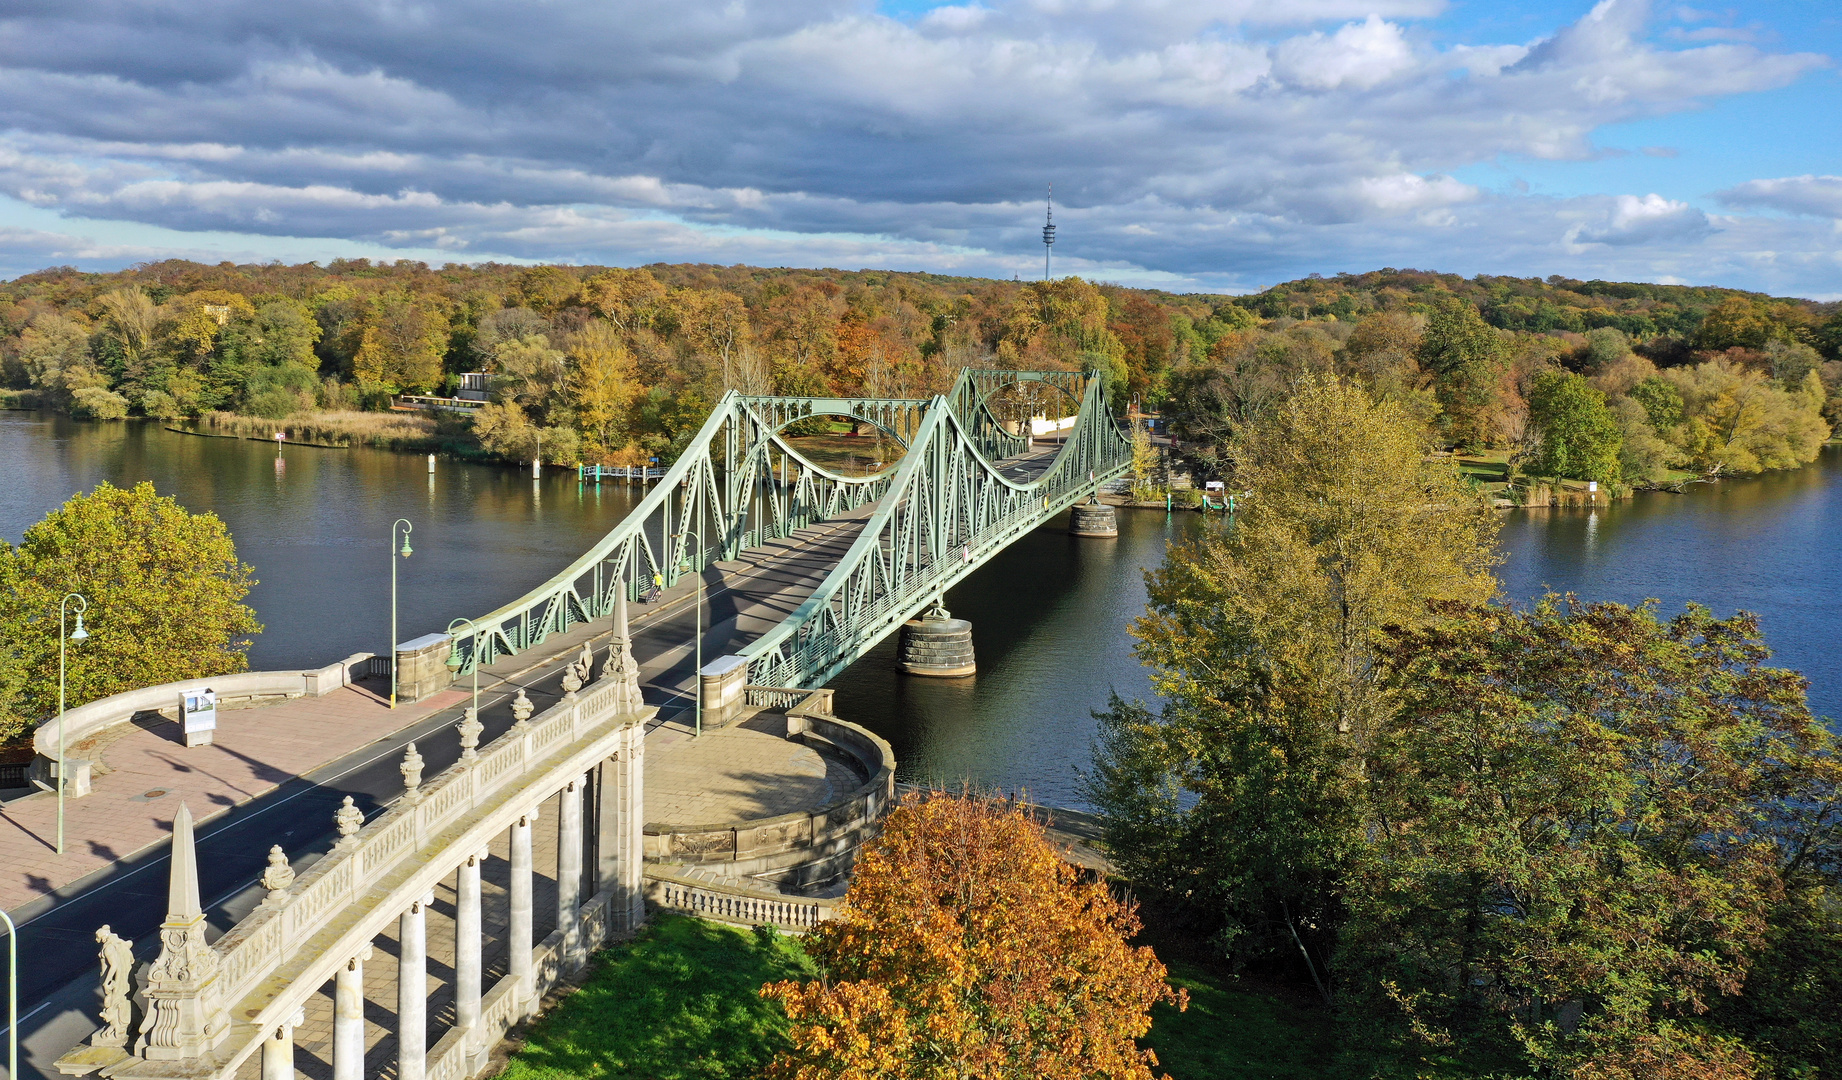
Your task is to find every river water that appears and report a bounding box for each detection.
[4,412,1836,810]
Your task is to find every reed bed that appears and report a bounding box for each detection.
[198,409,443,450]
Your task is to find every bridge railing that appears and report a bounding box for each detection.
[449,393,904,674]
[740,373,1133,689]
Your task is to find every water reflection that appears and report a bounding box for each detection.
[1,412,639,670]
[1497,444,1840,722]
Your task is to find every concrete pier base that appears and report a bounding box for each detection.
[896,613,976,677]
[1069,498,1118,538]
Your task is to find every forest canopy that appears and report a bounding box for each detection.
[2,260,1836,477]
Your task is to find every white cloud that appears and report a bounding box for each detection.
[0,0,1829,294]
[1272,15,1416,91]
[1718,175,1842,219]
[1567,192,1712,248]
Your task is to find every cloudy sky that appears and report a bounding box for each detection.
[0,0,1837,296]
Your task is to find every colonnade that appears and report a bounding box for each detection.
[261,767,627,1080]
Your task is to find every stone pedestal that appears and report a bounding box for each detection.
[896,615,976,677]
[699,655,749,727]
[33,755,92,798]
[1069,499,1118,538]
[393,633,454,703]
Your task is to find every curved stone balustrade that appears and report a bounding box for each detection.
[31,652,375,793]
[645,689,894,892]
[643,865,837,932]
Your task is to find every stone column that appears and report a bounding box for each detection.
[456,848,487,1071]
[558,777,585,970]
[332,946,372,1080]
[597,720,647,934]
[510,808,536,1016]
[261,1008,305,1080]
[397,892,434,1080]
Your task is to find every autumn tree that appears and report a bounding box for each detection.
[677,289,750,391]
[1695,296,1782,352]
[1344,598,1841,1079]
[578,268,668,333]
[762,792,1183,1080]
[352,290,448,392]
[566,322,634,459]
[0,482,260,745]
[1086,376,1499,977]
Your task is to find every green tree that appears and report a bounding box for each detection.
[1416,295,1503,449]
[1086,377,1499,975]
[1344,598,1840,1080]
[1629,375,1685,431]
[1527,369,1623,484]
[0,482,260,745]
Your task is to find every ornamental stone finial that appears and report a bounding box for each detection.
[261,845,295,904]
[457,708,483,761]
[400,742,425,802]
[334,795,363,846]
[560,667,582,698]
[135,802,229,1060]
[511,688,534,727]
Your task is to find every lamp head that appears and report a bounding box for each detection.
[399,537,413,558]
[70,614,89,641]
[445,644,463,672]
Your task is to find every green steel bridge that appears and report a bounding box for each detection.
[452,368,1133,690]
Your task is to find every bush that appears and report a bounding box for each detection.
[68,387,130,419]
[138,390,184,420]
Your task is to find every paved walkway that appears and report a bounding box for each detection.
[647,716,862,825]
[0,685,469,915]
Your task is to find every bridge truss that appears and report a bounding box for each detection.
[453,369,1133,690]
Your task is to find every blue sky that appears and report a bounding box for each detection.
[0,0,1836,297]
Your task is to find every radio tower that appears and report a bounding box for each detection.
[1042,185,1055,281]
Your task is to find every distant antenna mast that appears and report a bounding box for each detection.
[1042,185,1056,281]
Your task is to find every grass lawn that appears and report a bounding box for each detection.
[497,915,815,1080]
[1145,961,1335,1080]
[1454,450,1510,484]
[499,913,1336,1080]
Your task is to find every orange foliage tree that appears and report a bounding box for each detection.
[762,792,1183,1080]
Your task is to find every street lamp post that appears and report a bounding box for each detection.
[390,519,413,709]
[57,593,89,855]
[2,907,15,1080]
[445,617,481,718]
[670,528,703,737]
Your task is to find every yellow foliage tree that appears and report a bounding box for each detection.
[762,792,1183,1080]
[351,290,449,392]
[567,322,634,459]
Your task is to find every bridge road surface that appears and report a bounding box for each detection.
[0,435,1072,1080]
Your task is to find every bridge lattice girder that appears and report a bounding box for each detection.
[452,369,1133,689]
